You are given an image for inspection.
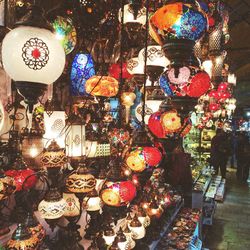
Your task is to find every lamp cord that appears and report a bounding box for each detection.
[141,0,150,128]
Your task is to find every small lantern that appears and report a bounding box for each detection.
[63,192,81,218]
[123,224,135,250]
[115,227,128,250]
[6,223,39,250]
[137,208,150,228]
[103,225,116,246]
[129,214,145,240]
[38,188,67,220]
[84,189,102,212]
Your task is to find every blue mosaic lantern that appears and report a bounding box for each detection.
[70,53,95,96]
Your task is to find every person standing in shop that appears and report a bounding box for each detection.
[210,129,232,179]
[236,131,250,183]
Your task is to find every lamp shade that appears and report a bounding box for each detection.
[70,53,95,96]
[2,26,65,84]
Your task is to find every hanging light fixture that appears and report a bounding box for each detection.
[129,214,146,240]
[150,1,208,67]
[1,5,65,112]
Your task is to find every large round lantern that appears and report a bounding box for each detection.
[126,147,162,173]
[66,165,96,194]
[1,6,65,112]
[150,2,207,66]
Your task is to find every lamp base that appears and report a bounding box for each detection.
[15,81,47,113]
[146,65,165,84]
[162,39,199,67]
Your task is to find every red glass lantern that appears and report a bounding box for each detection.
[143,147,162,167]
[148,112,165,138]
[109,63,132,80]
[5,168,37,191]
[187,72,211,97]
[209,103,220,112]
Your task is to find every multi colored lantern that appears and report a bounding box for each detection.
[38,188,67,220]
[70,53,95,96]
[100,180,136,207]
[148,110,192,139]
[85,76,119,97]
[66,166,96,194]
[108,128,131,149]
[52,16,77,55]
[6,224,39,250]
[126,147,162,173]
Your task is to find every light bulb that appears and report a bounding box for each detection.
[30,145,39,158]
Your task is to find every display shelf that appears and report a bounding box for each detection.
[149,199,184,250]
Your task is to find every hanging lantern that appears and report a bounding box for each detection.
[70,53,95,96]
[108,127,131,149]
[115,227,128,250]
[52,16,77,55]
[6,223,39,250]
[0,173,16,201]
[208,24,223,54]
[85,76,119,97]
[41,140,68,168]
[126,147,162,173]
[1,6,65,112]
[150,2,208,66]
[121,92,136,124]
[44,111,66,148]
[123,224,135,250]
[109,63,132,80]
[66,122,86,159]
[63,192,81,218]
[127,57,145,87]
[66,164,96,194]
[38,188,67,220]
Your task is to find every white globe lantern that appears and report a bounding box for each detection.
[1,6,65,112]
